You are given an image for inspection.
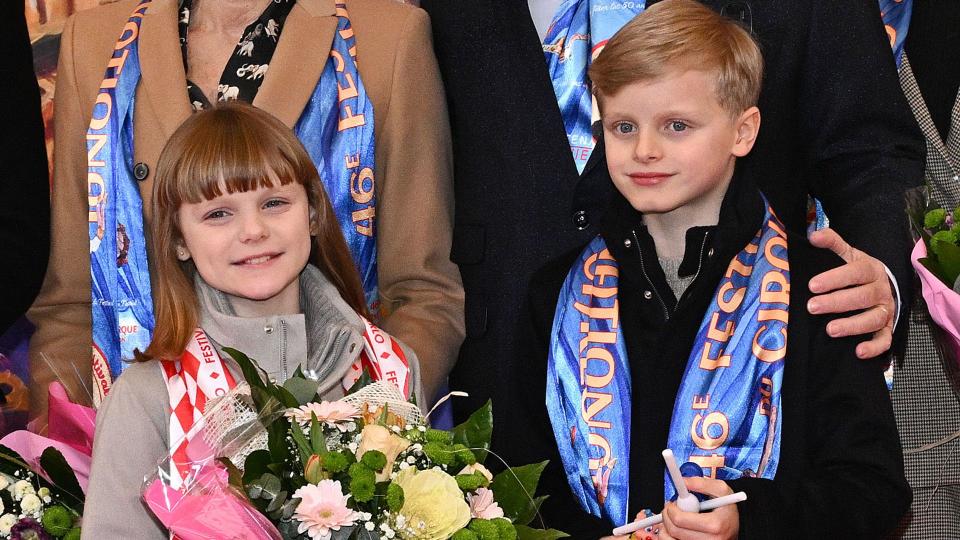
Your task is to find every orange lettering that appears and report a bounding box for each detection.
[691,412,729,450]
[581,390,612,429]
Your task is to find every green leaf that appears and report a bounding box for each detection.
[39,448,84,513]
[222,347,266,392]
[275,385,301,409]
[292,365,306,380]
[918,257,950,285]
[346,368,373,394]
[491,461,548,526]
[378,404,390,424]
[255,473,282,499]
[451,400,493,462]
[217,457,244,490]
[515,525,569,540]
[289,422,312,465]
[283,377,320,405]
[267,417,291,463]
[310,413,327,454]
[242,449,273,485]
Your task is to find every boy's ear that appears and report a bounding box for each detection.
[731,106,761,157]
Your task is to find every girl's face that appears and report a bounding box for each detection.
[176,181,313,318]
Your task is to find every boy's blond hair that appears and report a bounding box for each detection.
[590,0,763,115]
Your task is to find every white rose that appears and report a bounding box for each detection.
[0,514,16,534]
[13,480,34,500]
[20,493,41,514]
[0,476,10,491]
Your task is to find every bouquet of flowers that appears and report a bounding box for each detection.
[907,189,960,370]
[0,382,93,539]
[143,349,567,540]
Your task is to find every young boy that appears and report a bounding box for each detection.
[518,1,910,538]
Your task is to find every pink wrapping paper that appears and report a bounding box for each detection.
[144,465,282,540]
[911,239,960,368]
[0,382,95,492]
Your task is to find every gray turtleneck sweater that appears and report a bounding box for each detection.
[82,265,421,539]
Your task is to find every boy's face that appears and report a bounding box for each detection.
[601,69,759,219]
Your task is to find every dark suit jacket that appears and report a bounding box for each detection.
[422,0,925,465]
[0,4,50,335]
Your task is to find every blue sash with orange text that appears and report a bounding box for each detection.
[543,0,644,173]
[88,1,377,402]
[546,197,788,525]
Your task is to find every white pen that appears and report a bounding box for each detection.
[610,492,748,536]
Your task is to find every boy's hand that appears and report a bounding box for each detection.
[659,477,738,540]
[807,228,895,359]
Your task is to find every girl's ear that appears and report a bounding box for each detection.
[176,243,192,261]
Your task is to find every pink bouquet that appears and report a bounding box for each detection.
[911,240,960,370]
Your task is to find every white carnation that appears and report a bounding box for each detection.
[13,480,34,500]
[20,493,42,514]
[0,514,16,534]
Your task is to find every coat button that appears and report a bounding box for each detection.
[643,290,653,300]
[707,248,715,258]
[572,210,590,230]
[623,238,633,248]
[133,162,150,181]
[264,325,274,334]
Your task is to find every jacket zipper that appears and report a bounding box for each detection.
[631,229,669,319]
[676,231,712,308]
[279,319,288,381]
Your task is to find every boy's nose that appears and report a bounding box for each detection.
[633,130,662,162]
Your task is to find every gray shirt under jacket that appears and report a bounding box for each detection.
[82,265,421,539]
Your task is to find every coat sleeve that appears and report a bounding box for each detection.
[374,7,465,406]
[26,13,97,419]
[799,0,925,340]
[83,363,170,540]
[0,3,49,335]
[728,317,911,538]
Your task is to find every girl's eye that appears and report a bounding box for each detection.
[615,122,636,135]
[204,209,229,220]
[668,121,689,132]
[264,198,288,209]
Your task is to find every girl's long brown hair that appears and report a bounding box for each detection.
[142,103,368,360]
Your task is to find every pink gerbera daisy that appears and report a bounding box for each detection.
[292,480,358,540]
[285,401,360,426]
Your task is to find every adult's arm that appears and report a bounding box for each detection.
[375,7,465,406]
[801,0,925,344]
[0,4,50,334]
[26,13,97,419]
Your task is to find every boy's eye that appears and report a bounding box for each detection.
[614,122,636,135]
[668,121,689,132]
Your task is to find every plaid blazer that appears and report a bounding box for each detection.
[890,55,960,540]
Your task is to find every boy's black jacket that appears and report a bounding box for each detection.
[516,174,910,539]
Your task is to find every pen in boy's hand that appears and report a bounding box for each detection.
[610,492,748,536]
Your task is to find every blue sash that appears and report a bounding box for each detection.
[547,198,788,525]
[880,0,912,69]
[543,0,644,173]
[88,1,377,390]
[88,0,155,387]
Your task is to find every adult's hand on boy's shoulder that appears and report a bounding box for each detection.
[806,228,895,359]
[659,477,739,540]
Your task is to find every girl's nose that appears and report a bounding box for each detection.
[238,213,269,243]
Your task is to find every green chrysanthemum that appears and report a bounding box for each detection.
[468,518,501,540]
[41,505,74,537]
[493,518,517,540]
[360,449,387,471]
[387,482,405,512]
[925,208,947,229]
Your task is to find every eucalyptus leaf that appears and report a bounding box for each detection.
[265,490,287,512]
[490,461,548,526]
[257,472,283,499]
[284,377,320,405]
[451,400,493,462]
[933,238,960,285]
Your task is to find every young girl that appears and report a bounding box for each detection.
[83,104,422,539]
